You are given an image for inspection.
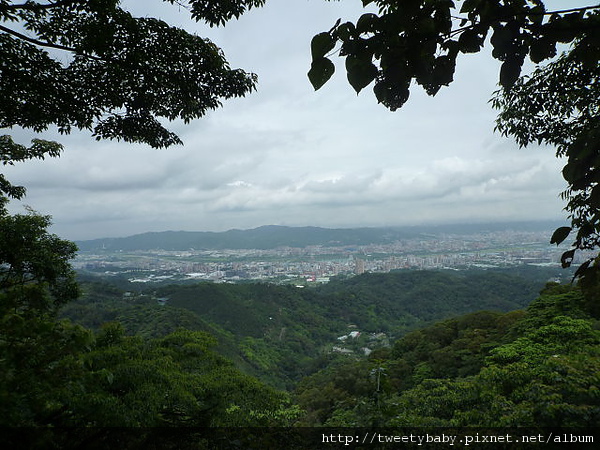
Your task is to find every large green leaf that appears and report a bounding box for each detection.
[460,0,482,14]
[499,56,523,88]
[529,37,557,64]
[311,32,335,60]
[458,29,484,54]
[562,160,586,184]
[373,80,410,110]
[356,13,379,33]
[432,55,456,87]
[308,57,335,91]
[550,226,572,246]
[572,258,593,281]
[345,55,378,93]
[334,22,357,43]
[590,185,600,209]
[490,25,513,59]
[561,249,576,268]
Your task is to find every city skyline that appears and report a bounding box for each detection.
[74,223,578,285]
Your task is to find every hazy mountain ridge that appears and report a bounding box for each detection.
[76,221,564,251]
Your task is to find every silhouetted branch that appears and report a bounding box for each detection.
[0,23,102,60]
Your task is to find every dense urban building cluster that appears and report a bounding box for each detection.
[74,228,584,284]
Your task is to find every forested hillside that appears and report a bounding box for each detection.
[3,0,600,448]
[3,256,599,447]
[295,283,600,427]
[61,268,559,388]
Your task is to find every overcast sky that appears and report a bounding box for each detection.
[4,0,572,240]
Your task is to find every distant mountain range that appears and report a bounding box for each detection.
[75,221,563,251]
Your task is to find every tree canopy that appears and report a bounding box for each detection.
[295,284,600,427]
[310,0,598,100]
[493,30,600,281]
[1,0,298,434]
[310,0,600,282]
[0,0,264,200]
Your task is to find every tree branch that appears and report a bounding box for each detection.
[1,0,78,12]
[445,4,600,40]
[548,4,600,15]
[0,23,102,60]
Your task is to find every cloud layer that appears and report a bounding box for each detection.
[2,0,569,239]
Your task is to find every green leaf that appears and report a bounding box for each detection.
[311,32,336,60]
[356,13,379,33]
[562,161,583,184]
[550,226,572,245]
[590,185,600,209]
[460,0,481,14]
[572,258,593,281]
[308,57,335,91]
[335,22,356,43]
[432,55,456,87]
[529,37,556,64]
[528,4,546,25]
[499,56,523,89]
[490,25,512,58]
[373,80,410,111]
[458,29,483,53]
[561,249,575,268]
[345,55,378,93]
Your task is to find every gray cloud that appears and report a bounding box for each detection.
[2,0,570,240]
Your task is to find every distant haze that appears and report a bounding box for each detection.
[76,222,564,251]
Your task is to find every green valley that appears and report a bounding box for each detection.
[61,268,562,390]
